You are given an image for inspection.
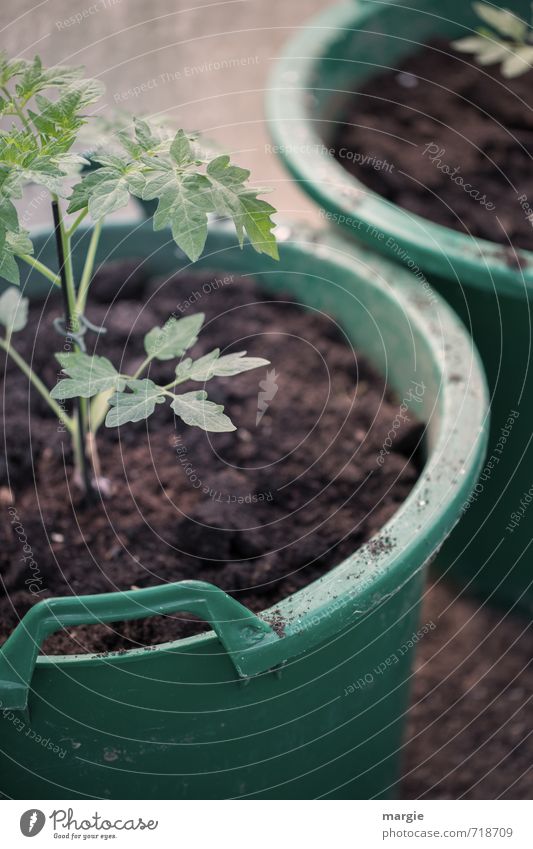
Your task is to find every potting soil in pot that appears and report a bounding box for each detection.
[333,39,533,256]
[0,263,423,654]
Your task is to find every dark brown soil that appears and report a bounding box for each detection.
[0,263,422,655]
[333,39,533,252]
[403,578,533,799]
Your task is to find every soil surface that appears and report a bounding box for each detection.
[0,263,422,655]
[333,39,533,253]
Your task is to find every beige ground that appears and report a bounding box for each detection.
[2,0,327,227]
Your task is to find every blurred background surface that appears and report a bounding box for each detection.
[2,0,328,227]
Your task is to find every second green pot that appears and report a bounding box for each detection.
[267,0,533,615]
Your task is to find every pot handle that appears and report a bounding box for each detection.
[0,580,281,711]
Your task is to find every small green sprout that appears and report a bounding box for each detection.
[0,53,277,500]
[453,2,533,77]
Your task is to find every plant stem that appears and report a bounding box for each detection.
[75,219,102,316]
[52,197,77,324]
[131,355,153,380]
[66,208,89,238]
[52,198,95,502]
[0,336,74,433]
[17,254,61,288]
[163,375,188,391]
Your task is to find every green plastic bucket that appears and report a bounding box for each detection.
[0,220,487,799]
[267,0,533,614]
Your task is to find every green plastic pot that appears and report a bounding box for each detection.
[267,0,533,614]
[0,219,487,799]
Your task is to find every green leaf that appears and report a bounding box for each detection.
[88,173,131,219]
[473,40,510,65]
[452,35,493,53]
[501,44,533,76]
[174,350,216,382]
[170,129,194,167]
[473,2,527,40]
[238,193,279,260]
[51,352,125,400]
[6,228,32,255]
[144,313,204,360]
[0,198,19,231]
[150,171,213,261]
[0,229,32,285]
[206,155,278,259]
[15,56,85,104]
[208,350,270,376]
[105,378,166,427]
[0,243,20,285]
[0,53,29,87]
[0,286,28,332]
[171,390,236,432]
[68,164,132,219]
[175,348,270,382]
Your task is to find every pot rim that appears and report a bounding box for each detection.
[266,0,533,297]
[8,218,488,675]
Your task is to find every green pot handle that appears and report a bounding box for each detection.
[0,580,280,711]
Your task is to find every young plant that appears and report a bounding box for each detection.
[0,53,277,500]
[453,2,533,77]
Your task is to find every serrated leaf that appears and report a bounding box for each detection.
[175,348,219,382]
[501,44,533,76]
[238,193,279,260]
[0,54,29,87]
[51,352,125,400]
[475,40,511,65]
[0,198,19,231]
[473,2,527,40]
[170,129,194,166]
[176,348,270,382]
[88,173,130,219]
[0,228,33,286]
[68,165,131,218]
[105,378,166,427]
[171,390,236,432]
[144,313,204,360]
[0,286,27,332]
[151,171,213,260]
[15,56,85,104]
[208,350,270,377]
[452,35,493,53]
[134,118,158,151]
[0,250,19,285]
[7,228,32,255]
[205,155,278,259]
[174,357,194,382]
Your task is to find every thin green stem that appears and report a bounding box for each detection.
[163,375,188,391]
[66,208,89,238]
[17,254,61,288]
[131,355,153,380]
[1,86,32,132]
[52,198,95,501]
[0,336,74,433]
[75,218,102,316]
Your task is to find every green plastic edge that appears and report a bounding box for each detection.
[266,0,533,298]
[4,218,488,683]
